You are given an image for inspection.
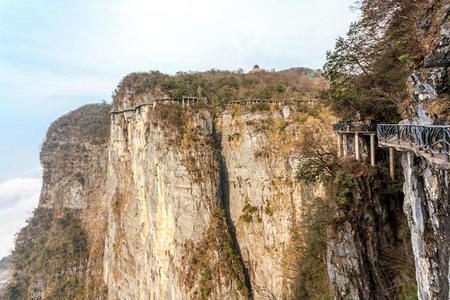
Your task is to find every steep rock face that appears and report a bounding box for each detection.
[5,104,110,299]
[40,105,110,212]
[216,105,327,299]
[104,105,248,299]
[402,154,449,299]
[105,101,330,299]
[326,164,412,300]
[400,4,450,299]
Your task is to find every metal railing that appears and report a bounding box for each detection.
[377,124,450,158]
[332,122,377,132]
[111,96,205,114]
[112,98,315,114]
[225,99,314,105]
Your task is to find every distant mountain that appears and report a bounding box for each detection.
[0,255,11,292]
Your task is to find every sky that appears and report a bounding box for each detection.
[0,0,358,258]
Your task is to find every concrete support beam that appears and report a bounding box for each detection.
[343,134,348,158]
[337,134,342,158]
[370,134,376,166]
[355,132,360,160]
[389,148,395,180]
[407,152,414,168]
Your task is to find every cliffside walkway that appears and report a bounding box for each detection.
[225,99,314,105]
[333,122,450,179]
[377,124,450,169]
[333,122,377,167]
[111,96,204,114]
[111,97,315,114]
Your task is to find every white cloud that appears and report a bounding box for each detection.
[0,177,41,258]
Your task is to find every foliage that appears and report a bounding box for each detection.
[112,68,326,107]
[277,118,289,131]
[5,208,88,300]
[158,105,186,130]
[43,103,111,147]
[322,0,425,122]
[250,102,271,112]
[334,170,355,205]
[228,133,240,142]
[240,203,258,223]
[185,209,249,299]
[296,125,337,184]
[292,197,333,299]
[264,206,273,217]
[297,157,332,184]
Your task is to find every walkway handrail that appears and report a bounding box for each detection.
[225,99,313,104]
[112,98,315,114]
[333,122,377,132]
[377,124,450,158]
[111,97,204,114]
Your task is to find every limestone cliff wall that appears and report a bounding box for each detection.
[216,106,326,298]
[104,105,247,299]
[104,101,330,299]
[5,104,110,299]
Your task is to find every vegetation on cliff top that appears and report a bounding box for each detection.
[42,103,111,148]
[112,67,326,108]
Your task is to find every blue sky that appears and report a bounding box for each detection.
[0,0,358,257]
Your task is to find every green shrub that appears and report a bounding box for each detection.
[201,269,212,281]
[228,133,240,142]
[240,203,258,223]
[251,102,271,112]
[278,119,289,130]
[334,171,354,205]
[293,197,332,299]
[264,206,273,216]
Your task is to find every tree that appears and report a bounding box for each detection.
[322,0,424,122]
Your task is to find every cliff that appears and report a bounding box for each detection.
[104,93,332,298]
[400,3,450,299]
[5,104,110,299]
[3,8,448,294]
[6,69,337,299]
[324,1,450,299]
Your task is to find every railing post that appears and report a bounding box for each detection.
[408,125,412,146]
[444,127,448,163]
[397,126,400,144]
[355,132,360,160]
[389,148,395,180]
[337,134,342,158]
[343,134,348,158]
[370,134,376,166]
